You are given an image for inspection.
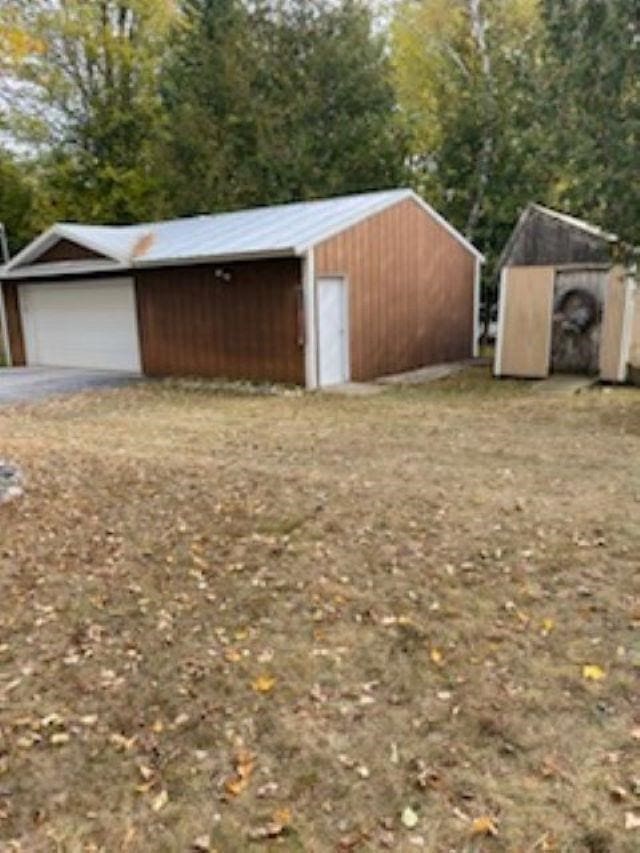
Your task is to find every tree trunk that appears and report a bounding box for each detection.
[465,0,494,242]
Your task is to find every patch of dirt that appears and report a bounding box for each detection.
[0,370,638,851]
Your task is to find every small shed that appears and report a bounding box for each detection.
[494,204,639,383]
[0,189,483,388]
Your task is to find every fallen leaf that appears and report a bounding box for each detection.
[582,665,606,681]
[225,777,248,796]
[151,789,169,812]
[430,648,443,666]
[471,816,499,837]
[252,674,276,694]
[541,618,555,635]
[49,732,70,746]
[401,806,419,829]
[248,811,291,841]
[625,811,640,830]
[273,808,292,827]
[225,748,255,797]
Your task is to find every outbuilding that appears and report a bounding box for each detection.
[494,203,639,383]
[0,189,483,388]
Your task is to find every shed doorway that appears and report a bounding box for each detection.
[551,269,605,375]
[316,277,349,387]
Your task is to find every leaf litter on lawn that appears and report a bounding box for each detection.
[0,375,638,849]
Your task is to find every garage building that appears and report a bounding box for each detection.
[0,189,483,388]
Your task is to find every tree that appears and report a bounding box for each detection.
[541,0,640,245]
[391,0,550,280]
[0,148,36,255]
[160,0,407,215]
[158,0,257,213]
[3,0,179,224]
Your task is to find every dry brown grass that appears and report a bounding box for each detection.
[0,369,639,852]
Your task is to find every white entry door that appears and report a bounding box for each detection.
[316,277,349,387]
[19,278,141,372]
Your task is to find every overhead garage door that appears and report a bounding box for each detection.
[19,278,141,372]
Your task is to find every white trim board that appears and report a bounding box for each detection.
[303,249,318,389]
[493,268,507,376]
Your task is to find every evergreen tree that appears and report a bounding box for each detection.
[160,0,407,215]
[542,0,640,244]
[0,148,35,254]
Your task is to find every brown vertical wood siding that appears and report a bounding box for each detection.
[29,239,107,264]
[135,258,304,383]
[1,282,26,365]
[314,198,476,381]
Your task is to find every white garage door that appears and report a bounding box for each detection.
[19,278,141,372]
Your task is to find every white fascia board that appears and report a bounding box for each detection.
[133,248,299,269]
[3,224,128,273]
[296,189,485,263]
[3,260,129,279]
[3,226,62,272]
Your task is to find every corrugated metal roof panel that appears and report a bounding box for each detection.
[2,188,483,276]
[59,189,411,264]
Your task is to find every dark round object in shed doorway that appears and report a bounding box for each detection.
[555,288,601,334]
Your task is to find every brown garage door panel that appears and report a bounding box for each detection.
[496,266,555,378]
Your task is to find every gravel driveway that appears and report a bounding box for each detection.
[0,367,140,404]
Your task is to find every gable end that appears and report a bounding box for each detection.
[26,238,109,265]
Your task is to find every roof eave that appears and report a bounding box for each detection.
[133,248,300,269]
[2,260,130,280]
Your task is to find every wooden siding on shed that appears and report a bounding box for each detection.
[600,266,630,383]
[1,282,26,365]
[629,288,640,370]
[135,258,304,384]
[495,266,555,378]
[500,209,612,271]
[314,197,475,381]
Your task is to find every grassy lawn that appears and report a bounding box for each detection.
[0,370,639,852]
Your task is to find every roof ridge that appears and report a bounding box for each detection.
[530,203,618,242]
[59,188,413,232]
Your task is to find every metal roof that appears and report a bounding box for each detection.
[3,188,483,277]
